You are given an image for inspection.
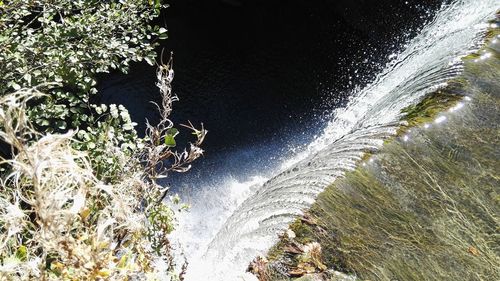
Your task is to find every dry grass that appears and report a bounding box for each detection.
[0,59,206,280]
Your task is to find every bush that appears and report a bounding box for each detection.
[0,1,207,280]
[0,60,206,281]
[0,0,166,134]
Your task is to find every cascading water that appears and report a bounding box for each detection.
[171,1,499,280]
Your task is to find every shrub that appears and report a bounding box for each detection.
[0,1,207,279]
[0,59,206,280]
[0,0,167,134]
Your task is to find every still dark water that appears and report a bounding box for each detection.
[97,0,444,185]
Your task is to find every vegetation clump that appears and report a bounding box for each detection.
[0,0,167,132]
[0,1,207,280]
[398,81,464,132]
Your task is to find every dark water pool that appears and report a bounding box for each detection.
[96,0,444,185]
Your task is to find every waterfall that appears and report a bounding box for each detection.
[171,1,499,280]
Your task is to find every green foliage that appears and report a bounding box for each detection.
[74,103,142,182]
[0,0,167,135]
[0,0,171,185]
[0,1,209,280]
[164,128,178,147]
[0,90,176,280]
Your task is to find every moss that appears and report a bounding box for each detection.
[484,27,500,42]
[397,79,465,135]
[463,53,481,60]
[290,218,316,244]
[359,152,373,162]
[286,86,500,280]
[267,238,289,262]
[266,218,318,262]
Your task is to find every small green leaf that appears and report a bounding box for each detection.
[55,120,67,129]
[16,245,27,261]
[40,119,50,126]
[118,254,129,268]
[164,134,176,147]
[144,56,155,66]
[11,82,21,90]
[167,127,178,137]
[155,0,162,10]
[171,194,180,204]
[23,73,31,84]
